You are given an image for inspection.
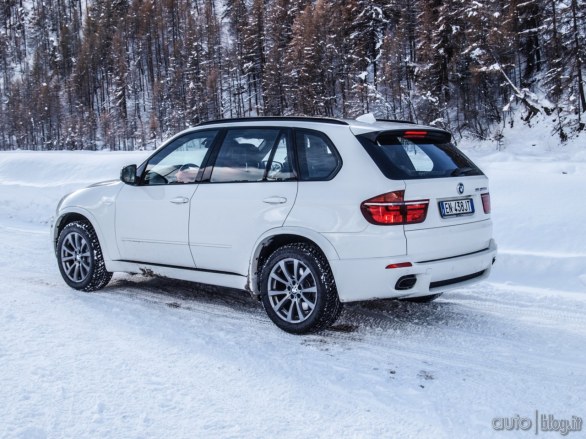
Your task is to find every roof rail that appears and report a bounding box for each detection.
[376,118,416,125]
[196,116,349,126]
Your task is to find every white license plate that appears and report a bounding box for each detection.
[439,199,474,217]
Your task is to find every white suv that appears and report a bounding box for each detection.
[53,117,497,333]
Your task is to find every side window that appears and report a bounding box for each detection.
[142,130,218,185]
[295,130,341,180]
[211,128,294,183]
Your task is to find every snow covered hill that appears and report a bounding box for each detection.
[0,148,585,438]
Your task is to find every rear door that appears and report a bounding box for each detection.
[189,127,298,275]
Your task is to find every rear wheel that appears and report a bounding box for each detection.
[57,221,112,291]
[260,243,342,334]
[402,293,443,303]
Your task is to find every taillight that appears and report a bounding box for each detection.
[361,190,429,225]
[481,193,491,214]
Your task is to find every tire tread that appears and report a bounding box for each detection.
[57,221,112,291]
[261,242,342,334]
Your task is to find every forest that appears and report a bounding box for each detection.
[0,0,584,150]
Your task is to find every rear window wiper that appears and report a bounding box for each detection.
[451,167,476,176]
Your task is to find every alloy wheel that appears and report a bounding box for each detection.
[267,258,318,323]
[60,231,92,283]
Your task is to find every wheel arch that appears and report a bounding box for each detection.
[247,228,340,296]
[53,208,111,261]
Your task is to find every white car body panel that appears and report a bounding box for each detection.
[52,180,123,264]
[189,181,298,275]
[115,183,198,267]
[331,239,496,302]
[406,220,493,261]
[284,125,394,234]
[403,175,491,230]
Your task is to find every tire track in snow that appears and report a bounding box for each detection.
[88,273,586,383]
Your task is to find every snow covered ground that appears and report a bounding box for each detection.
[1,142,585,438]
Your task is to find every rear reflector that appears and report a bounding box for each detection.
[361,190,429,225]
[481,193,491,214]
[386,262,413,269]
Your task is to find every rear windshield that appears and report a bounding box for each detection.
[357,131,483,180]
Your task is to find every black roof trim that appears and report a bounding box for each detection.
[376,118,417,125]
[196,116,349,126]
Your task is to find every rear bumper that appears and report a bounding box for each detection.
[330,239,497,302]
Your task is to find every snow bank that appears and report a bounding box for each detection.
[458,119,586,294]
[0,151,149,225]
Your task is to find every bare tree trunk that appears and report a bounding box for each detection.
[571,0,586,118]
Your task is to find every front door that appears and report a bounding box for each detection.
[115,130,219,267]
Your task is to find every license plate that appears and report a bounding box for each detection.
[439,199,474,217]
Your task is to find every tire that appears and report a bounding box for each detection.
[260,243,342,334]
[402,293,443,303]
[57,221,112,292]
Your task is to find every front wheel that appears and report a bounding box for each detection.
[57,221,112,291]
[260,243,342,334]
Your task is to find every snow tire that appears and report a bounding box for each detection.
[260,243,342,334]
[57,221,112,292]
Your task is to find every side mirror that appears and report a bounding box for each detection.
[120,164,138,185]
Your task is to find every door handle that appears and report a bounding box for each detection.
[263,196,287,204]
[170,197,189,204]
